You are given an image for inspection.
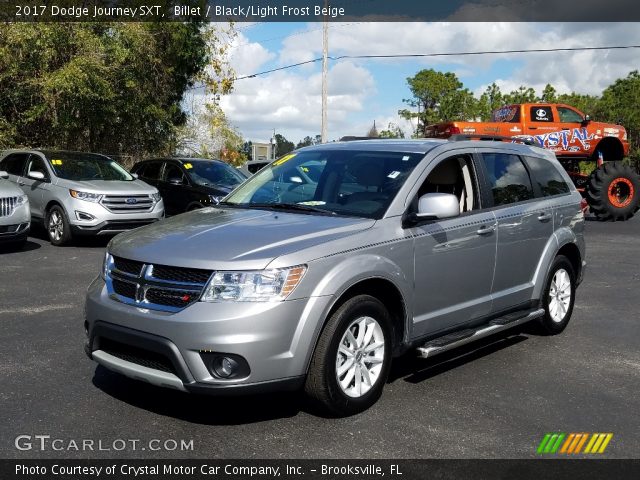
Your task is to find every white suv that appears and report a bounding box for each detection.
[0,150,164,245]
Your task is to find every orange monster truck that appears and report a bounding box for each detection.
[425,103,639,221]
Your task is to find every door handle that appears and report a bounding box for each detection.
[477,225,496,235]
[537,212,552,222]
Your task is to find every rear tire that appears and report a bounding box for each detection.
[537,255,576,335]
[586,162,640,221]
[305,295,392,416]
[46,205,72,246]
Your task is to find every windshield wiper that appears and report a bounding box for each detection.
[240,202,337,215]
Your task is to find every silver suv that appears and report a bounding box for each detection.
[0,150,164,245]
[0,170,30,249]
[85,139,585,415]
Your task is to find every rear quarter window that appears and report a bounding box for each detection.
[524,156,571,196]
[481,153,534,206]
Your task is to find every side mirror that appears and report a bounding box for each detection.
[582,114,591,125]
[403,193,459,227]
[131,173,139,179]
[28,171,46,181]
[0,170,8,179]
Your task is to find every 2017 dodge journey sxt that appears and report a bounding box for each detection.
[85,138,585,415]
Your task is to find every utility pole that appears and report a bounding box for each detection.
[321,0,328,143]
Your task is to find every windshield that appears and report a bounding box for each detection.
[223,149,424,219]
[187,161,246,188]
[46,152,133,181]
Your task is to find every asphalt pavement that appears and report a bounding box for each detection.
[1,219,639,459]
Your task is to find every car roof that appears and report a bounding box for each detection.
[142,157,226,165]
[302,139,446,155]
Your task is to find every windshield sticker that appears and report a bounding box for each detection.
[402,156,410,161]
[51,159,63,165]
[273,153,296,166]
[388,171,400,179]
[183,163,193,169]
[298,201,326,206]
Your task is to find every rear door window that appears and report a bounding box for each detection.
[524,156,570,196]
[481,153,534,206]
[139,162,162,181]
[1,153,28,176]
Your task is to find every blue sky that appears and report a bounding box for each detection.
[190,22,640,145]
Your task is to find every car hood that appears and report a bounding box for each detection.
[0,178,25,197]
[109,207,375,270]
[55,178,157,194]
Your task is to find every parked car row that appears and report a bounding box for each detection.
[0,150,249,246]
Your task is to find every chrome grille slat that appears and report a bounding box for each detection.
[101,195,154,213]
[0,196,18,217]
[106,256,213,313]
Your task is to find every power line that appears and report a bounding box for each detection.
[234,44,640,80]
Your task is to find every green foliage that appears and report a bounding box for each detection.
[0,22,234,160]
[296,135,320,149]
[274,133,295,156]
[399,69,476,135]
[378,123,405,139]
[503,86,538,104]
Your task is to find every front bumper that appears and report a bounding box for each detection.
[65,197,164,235]
[85,277,332,394]
[0,203,30,243]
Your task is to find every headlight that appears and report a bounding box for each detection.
[16,194,28,205]
[200,265,307,302]
[151,192,161,202]
[70,189,102,202]
[101,252,112,280]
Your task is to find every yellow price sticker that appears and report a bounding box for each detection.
[273,153,296,166]
[51,159,63,166]
[184,163,193,169]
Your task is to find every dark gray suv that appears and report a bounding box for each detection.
[85,139,585,415]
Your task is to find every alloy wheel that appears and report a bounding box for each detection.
[548,268,572,323]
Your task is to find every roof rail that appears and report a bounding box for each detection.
[339,136,377,142]
[448,134,536,146]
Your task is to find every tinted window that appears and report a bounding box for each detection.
[481,153,534,206]
[163,163,185,183]
[186,161,245,188]
[524,156,570,196]
[557,107,584,123]
[225,150,424,219]
[530,106,554,122]
[138,162,162,180]
[1,153,28,176]
[44,152,133,181]
[26,155,50,180]
[491,105,521,123]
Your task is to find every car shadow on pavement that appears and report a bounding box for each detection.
[29,224,111,248]
[92,365,306,425]
[388,331,529,385]
[0,240,41,253]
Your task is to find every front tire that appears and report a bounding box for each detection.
[46,205,72,246]
[305,295,392,416]
[538,255,576,335]
[586,162,640,221]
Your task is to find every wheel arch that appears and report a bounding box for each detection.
[595,137,625,162]
[532,229,584,299]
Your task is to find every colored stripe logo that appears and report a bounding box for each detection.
[537,433,613,454]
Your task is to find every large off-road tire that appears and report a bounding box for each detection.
[46,205,72,246]
[586,162,640,221]
[537,255,576,335]
[304,295,392,416]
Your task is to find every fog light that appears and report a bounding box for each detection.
[212,356,238,378]
[76,211,95,221]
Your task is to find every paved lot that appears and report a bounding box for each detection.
[1,219,639,459]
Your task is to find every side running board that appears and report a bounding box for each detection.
[416,308,545,359]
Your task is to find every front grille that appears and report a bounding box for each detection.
[101,195,154,213]
[0,197,18,217]
[113,256,143,276]
[112,278,137,298]
[107,256,212,312]
[152,265,212,284]
[99,338,176,374]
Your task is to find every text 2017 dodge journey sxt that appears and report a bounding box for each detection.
[85,139,585,415]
